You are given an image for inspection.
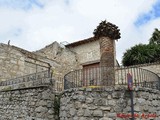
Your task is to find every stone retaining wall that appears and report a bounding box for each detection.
[60,87,160,120]
[0,85,55,120]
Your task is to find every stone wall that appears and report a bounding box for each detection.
[60,87,160,120]
[0,81,55,120]
[0,43,59,81]
[0,44,25,81]
[35,42,80,76]
[35,41,61,60]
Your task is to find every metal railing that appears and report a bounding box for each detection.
[0,70,64,92]
[0,67,159,91]
[0,70,52,86]
[54,76,64,92]
[64,66,160,90]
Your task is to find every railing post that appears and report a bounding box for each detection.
[50,70,53,86]
[159,77,160,90]
[64,77,67,90]
[135,79,137,87]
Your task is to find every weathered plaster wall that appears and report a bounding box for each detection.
[127,62,160,77]
[60,87,160,120]
[140,63,160,77]
[69,40,100,65]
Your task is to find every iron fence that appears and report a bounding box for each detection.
[64,66,160,90]
[0,67,159,91]
[54,76,64,92]
[0,70,52,86]
[0,70,64,92]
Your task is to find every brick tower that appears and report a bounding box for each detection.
[93,20,121,86]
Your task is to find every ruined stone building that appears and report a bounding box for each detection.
[0,43,57,81]
[0,21,159,120]
[0,35,117,93]
[0,38,111,83]
[0,20,159,87]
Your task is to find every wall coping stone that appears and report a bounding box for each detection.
[61,86,160,95]
[0,85,50,92]
[121,61,160,68]
[0,78,53,92]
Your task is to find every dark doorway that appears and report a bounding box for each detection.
[82,63,100,86]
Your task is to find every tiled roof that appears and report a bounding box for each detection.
[65,37,97,47]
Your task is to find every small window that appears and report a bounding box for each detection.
[87,51,93,59]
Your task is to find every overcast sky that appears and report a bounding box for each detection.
[0,0,160,64]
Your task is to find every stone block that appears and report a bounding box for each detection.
[86,97,93,103]
[99,118,113,120]
[69,108,76,116]
[77,108,84,117]
[107,113,116,118]
[35,106,48,113]
[93,110,103,117]
[100,107,111,111]
[84,109,92,117]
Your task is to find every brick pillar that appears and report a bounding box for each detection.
[93,20,120,86]
[99,37,115,86]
